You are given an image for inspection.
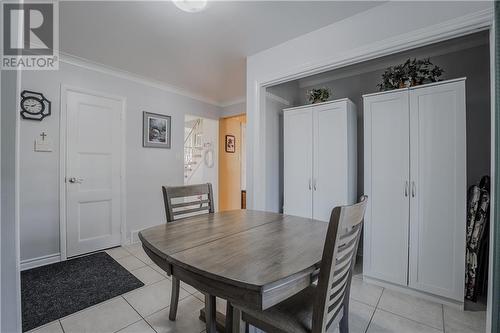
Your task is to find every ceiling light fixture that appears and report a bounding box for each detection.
[172,0,208,13]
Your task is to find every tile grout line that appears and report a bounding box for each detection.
[350,296,380,309]
[147,263,171,279]
[126,292,206,331]
[120,247,177,285]
[442,305,445,333]
[120,296,159,333]
[364,287,384,333]
[53,295,125,326]
[114,318,145,333]
[373,287,446,332]
[375,307,445,332]
[121,277,195,318]
[140,260,202,297]
[58,320,65,333]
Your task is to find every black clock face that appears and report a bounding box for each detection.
[22,97,44,114]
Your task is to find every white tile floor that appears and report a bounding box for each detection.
[27,245,486,333]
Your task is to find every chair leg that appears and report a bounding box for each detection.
[339,299,349,333]
[169,276,180,321]
[225,301,234,333]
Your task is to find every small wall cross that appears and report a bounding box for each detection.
[40,132,47,141]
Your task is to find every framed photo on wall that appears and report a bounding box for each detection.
[143,111,171,148]
[225,135,235,153]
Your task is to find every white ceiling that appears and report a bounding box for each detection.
[60,1,382,105]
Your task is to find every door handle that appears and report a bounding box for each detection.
[313,179,317,191]
[404,181,409,197]
[68,177,84,184]
[411,181,416,197]
[308,178,312,190]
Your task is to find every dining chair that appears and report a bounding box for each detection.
[162,183,214,222]
[236,196,368,333]
[162,183,215,321]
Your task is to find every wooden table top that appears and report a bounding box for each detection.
[139,210,328,292]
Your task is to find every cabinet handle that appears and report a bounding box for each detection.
[404,181,409,197]
[411,181,416,197]
[313,179,317,191]
[308,179,312,190]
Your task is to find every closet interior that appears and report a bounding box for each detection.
[264,30,491,310]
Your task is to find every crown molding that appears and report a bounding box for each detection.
[217,91,291,110]
[59,51,225,107]
[261,7,493,87]
[298,30,489,89]
[219,97,246,108]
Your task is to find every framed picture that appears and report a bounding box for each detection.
[225,135,235,153]
[143,111,171,148]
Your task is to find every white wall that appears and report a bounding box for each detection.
[263,89,295,213]
[19,60,222,263]
[246,1,493,210]
[1,70,21,333]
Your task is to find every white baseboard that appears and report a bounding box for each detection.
[21,253,61,271]
[363,275,464,309]
[130,230,142,244]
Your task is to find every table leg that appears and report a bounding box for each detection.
[169,276,180,321]
[204,293,217,333]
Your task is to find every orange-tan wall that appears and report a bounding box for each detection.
[219,114,246,211]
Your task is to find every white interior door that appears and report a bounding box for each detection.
[283,109,313,218]
[313,103,347,222]
[408,80,466,301]
[363,90,410,286]
[65,90,123,258]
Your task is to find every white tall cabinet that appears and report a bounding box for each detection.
[283,99,357,222]
[363,78,466,303]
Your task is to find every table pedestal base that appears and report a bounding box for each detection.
[199,308,227,332]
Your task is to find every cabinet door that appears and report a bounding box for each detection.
[313,103,348,222]
[408,80,466,301]
[283,109,313,218]
[363,91,410,286]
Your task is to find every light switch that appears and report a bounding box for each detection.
[34,131,53,152]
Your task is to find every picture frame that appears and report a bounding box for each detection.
[143,111,171,148]
[225,135,235,153]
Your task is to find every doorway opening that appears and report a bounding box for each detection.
[265,30,491,319]
[218,114,247,211]
[184,115,218,209]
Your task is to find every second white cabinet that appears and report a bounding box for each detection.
[363,78,466,302]
[283,99,357,222]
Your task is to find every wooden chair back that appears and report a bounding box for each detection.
[162,183,214,222]
[312,196,368,333]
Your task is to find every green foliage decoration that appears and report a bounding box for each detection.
[378,58,444,91]
[306,87,331,104]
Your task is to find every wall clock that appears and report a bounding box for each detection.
[20,90,51,121]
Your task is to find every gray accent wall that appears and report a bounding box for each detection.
[19,61,222,263]
[269,41,491,202]
[297,43,491,192]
